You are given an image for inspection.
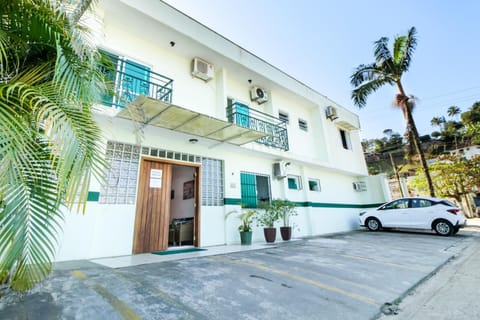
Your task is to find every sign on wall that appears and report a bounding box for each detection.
[150,169,163,188]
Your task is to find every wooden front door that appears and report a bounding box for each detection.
[133,159,172,253]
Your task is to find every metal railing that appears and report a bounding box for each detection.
[100,54,173,109]
[226,102,289,151]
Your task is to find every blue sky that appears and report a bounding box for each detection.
[163,0,480,140]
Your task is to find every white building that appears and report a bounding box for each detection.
[55,0,389,261]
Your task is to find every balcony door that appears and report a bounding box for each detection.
[236,102,250,128]
[100,51,151,108]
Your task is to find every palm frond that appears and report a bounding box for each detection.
[351,77,393,108]
[0,0,107,292]
[373,37,395,74]
[398,27,417,73]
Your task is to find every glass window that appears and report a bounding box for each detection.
[298,119,308,131]
[308,179,321,192]
[279,111,289,124]
[287,175,302,190]
[340,129,351,150]
[240,172,271,208]
[382,199,409,210]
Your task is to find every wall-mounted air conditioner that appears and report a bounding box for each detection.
[326,106,338,120]
[191,57,214,81]
[273,161,290,179]
[250,86,269,104]
[353,181,367,192]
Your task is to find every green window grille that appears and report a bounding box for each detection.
[240,172,271,208]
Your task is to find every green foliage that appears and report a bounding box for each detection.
[410,155,480,200]
[254,201,280,228]
[227,209,257,232]
[255,199,297,228]
[0,0,107,292]
[462,102,480,144]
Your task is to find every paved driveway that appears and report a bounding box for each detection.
[0,229,477,320]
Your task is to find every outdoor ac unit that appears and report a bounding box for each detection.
[273,161,289,179]
[326,106,338,120]
[191,57,214,81]
[250,86,269,104]
[353,181,367,192]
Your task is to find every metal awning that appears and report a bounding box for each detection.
[116,96,269,145]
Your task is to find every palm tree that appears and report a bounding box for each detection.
[0,0,107,291]
[447,106,461,119]
[351,27,435,197]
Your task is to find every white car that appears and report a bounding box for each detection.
[359,197,466,236]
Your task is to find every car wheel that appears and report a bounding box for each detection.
[366,218,381,231]
[433,220,453,236]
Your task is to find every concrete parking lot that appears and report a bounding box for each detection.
[0,228,478,320]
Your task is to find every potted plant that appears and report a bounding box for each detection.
[274,199,298,241]
[226,208,257,245]
[255,202,281,243]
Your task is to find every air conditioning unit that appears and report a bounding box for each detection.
[353,181,367,192]
[326,106,338,120]
[191,57,214,81]
[250,86,269,104]
[273,161,290,179]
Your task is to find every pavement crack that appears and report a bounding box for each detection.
[250,274,273,282]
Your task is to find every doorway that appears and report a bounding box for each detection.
[133,157,200,254]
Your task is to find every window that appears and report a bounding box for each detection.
[99,141,141,205]
[287,175,302,190]
[411,199,433,208]
[240,172,271,208]
[308,178,321,192]
[339,129,351,150]
[298,119,308,131]
[279,111,289,124]
[382,199,409,210]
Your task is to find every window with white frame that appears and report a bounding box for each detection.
[287,175,302,190]
[240,172,271,208]
[308,178,321,192]
[339,128,351,150]
[298,119,308,131]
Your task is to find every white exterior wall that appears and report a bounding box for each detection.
[53,0,389,261]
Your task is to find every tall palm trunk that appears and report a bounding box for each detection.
[397,82,436,197]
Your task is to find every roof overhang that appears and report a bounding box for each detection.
[335,120,360,131]
[116,96,269,145]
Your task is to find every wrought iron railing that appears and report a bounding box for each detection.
[226,102,289,151]
[100,53,173,108]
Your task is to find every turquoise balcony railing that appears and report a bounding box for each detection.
[226,102,289,151]
[100,52,173,109]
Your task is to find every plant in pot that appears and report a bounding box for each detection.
[226,208,257,245]
[273,199,298,241]
[255,202,281,243]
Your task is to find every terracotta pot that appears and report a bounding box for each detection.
[263,227,276,243]
[280,226,292,241]
[239,231,253,245]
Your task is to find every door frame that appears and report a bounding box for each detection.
[133,156,201,252]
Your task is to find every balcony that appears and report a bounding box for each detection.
[226,102,289,151]
[100,53,173,109]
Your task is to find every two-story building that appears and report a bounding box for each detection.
[55,0,390,261]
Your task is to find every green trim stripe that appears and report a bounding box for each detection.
[224,198,381,209]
